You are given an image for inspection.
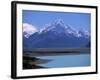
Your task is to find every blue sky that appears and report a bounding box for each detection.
[22,10,91,31]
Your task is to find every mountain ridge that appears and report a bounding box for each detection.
[23,19,90,49]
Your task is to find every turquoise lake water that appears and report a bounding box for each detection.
[36,53,91,68]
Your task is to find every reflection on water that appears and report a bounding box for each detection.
[35,53,91,68]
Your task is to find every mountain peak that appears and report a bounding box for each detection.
[40,19,67,33]
[54,19,64,25]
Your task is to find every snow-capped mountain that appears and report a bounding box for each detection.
[23,19,90,49]
[39,19,89,38]
[40,19,67,33]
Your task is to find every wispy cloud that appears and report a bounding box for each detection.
[23,23,38,38]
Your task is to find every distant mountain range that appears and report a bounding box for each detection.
[23,19,90,49]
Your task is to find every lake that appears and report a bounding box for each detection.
[35,53,90,68]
